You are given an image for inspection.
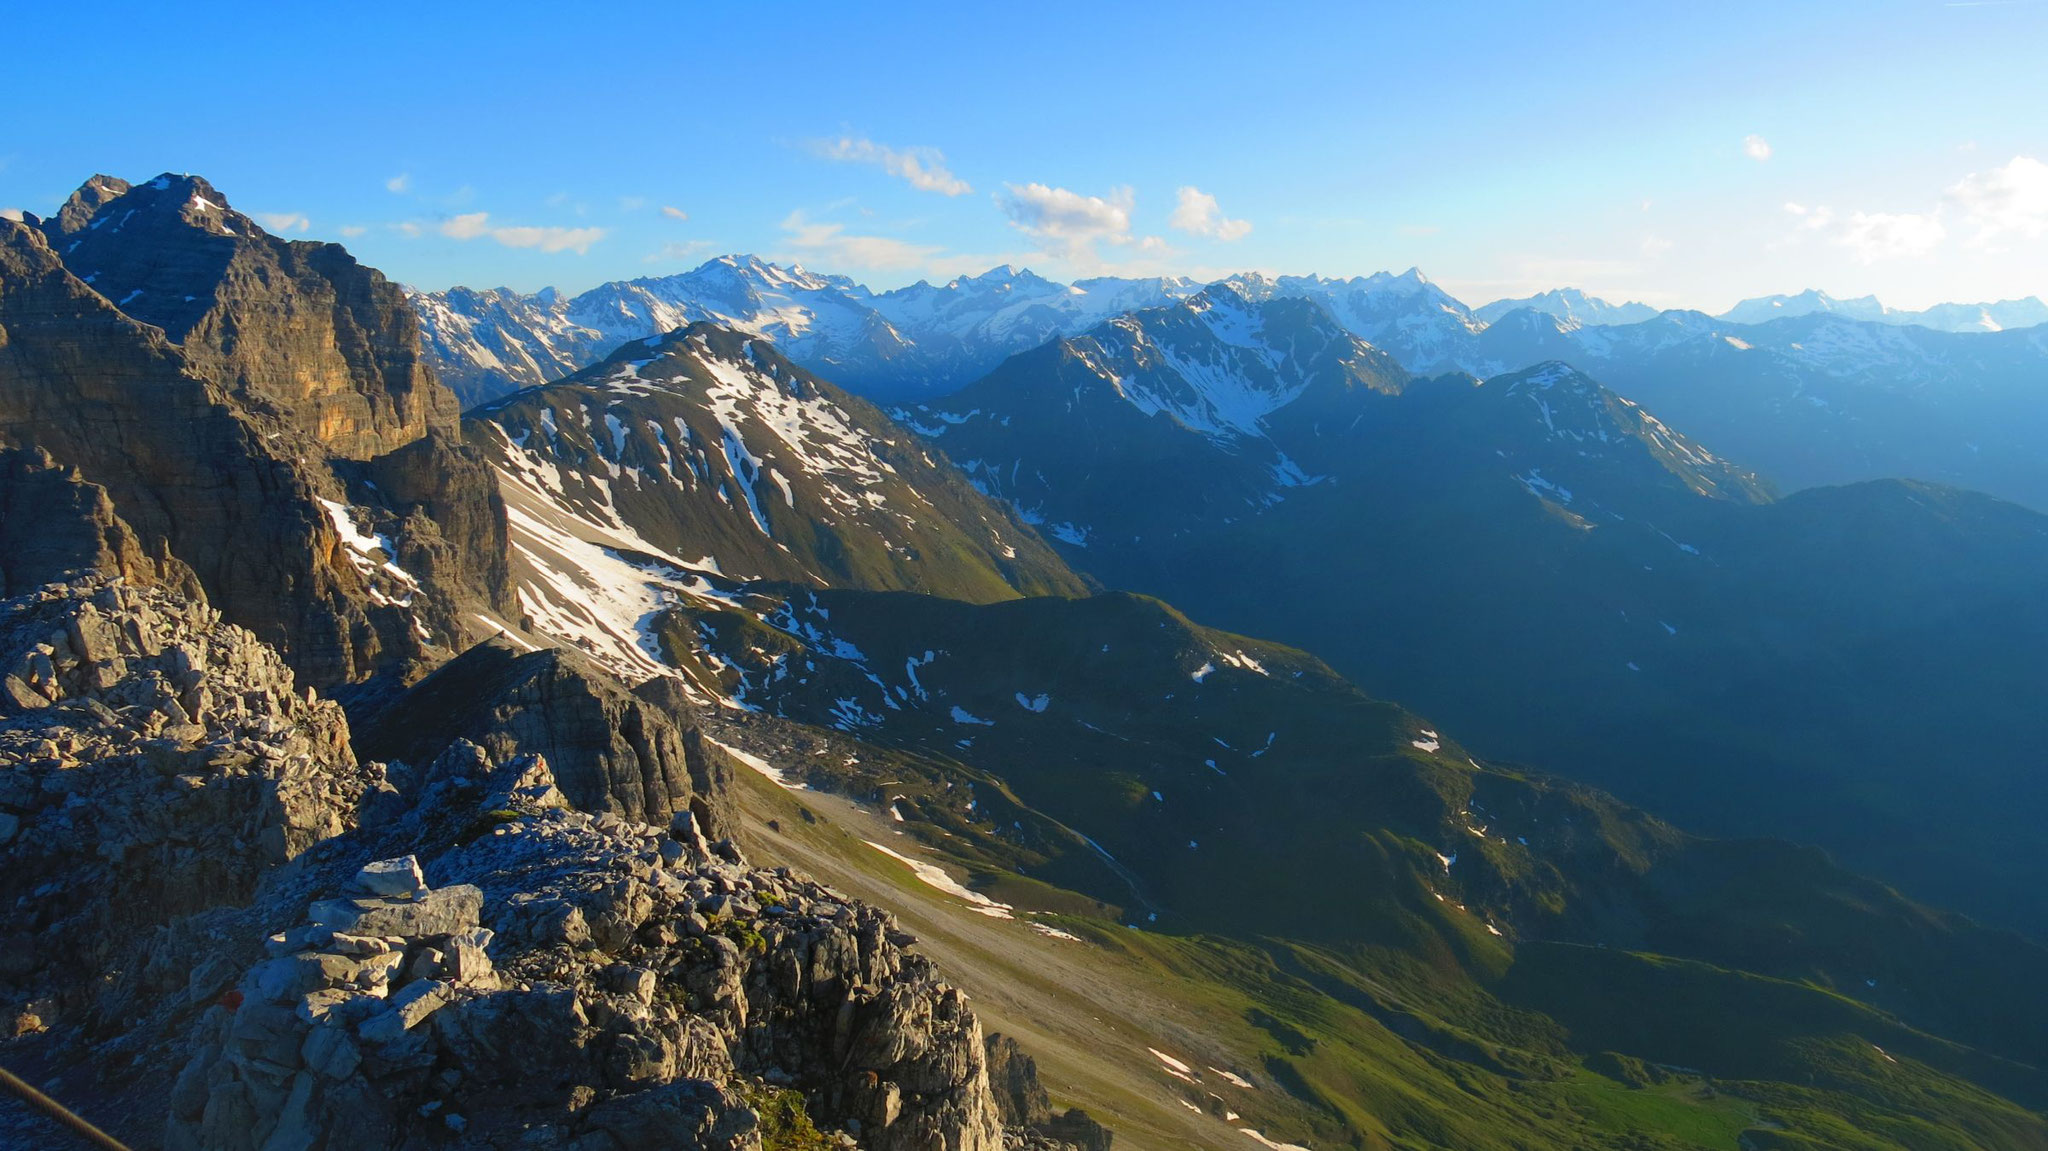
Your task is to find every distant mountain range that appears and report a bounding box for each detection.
[414,258,2048,511]
[414,256,2048,407]
[1719,287,2048,331]
[411,256,1206,407]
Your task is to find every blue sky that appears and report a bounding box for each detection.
[5,0,2044,310]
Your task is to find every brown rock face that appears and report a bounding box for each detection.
[0,177,511,690]
[41,173,454,459]
[0,447,196,597]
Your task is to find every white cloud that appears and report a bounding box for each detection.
[1838,210,1946,262]
[1947,155,2048,244]
[644,240,715,265]
[1744,135,1772,161]
[996,183,1134,259]
[1783,201,1836,230]
[386,173,411,194]
[661,204,689,221]
[0,207,22,222]
[1783,199,1942,261]
[338,225,367,238]
[618,196,647,212]
[1168,186,1252,241]
[255,212,311,234]
[439,211,604,254]
[391,221,423,238]
[440,212,492,240]
[813,137,971,196]
[778,209,943,270]
[1640,234,1674,257]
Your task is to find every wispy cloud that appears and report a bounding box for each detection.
[338,225,367,238]
[661,205,689,221]
[386,173,411,194]
[1168,186,1252,241]
[618,196,647,212]
[777,209,943,270]
[0,207,23,222]
[255,212,310,234]
[996,183,1135,260]
[439,211,604,254]
[1948,155,2048,244]
[812,136,971,196]
[1744,134,1772,162]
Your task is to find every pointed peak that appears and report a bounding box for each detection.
[1500,360,1597,393]
[48,174,134,234]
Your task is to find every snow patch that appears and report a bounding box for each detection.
[863,840,1012,918]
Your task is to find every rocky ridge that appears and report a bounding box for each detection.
[0,574,1094,1151]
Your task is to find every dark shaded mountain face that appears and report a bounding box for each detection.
[897,287,1411,547]
[913,299,2048,934]
[0,176,511,690]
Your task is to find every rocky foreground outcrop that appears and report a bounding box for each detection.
[169,741,1006,1151]
[0,577,1088,1151]
[0,577,371,1040]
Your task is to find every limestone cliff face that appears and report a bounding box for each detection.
[40,173,454,459]
[0,178,511,689]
